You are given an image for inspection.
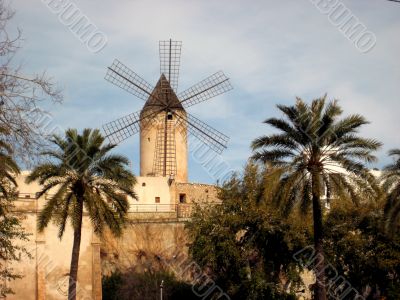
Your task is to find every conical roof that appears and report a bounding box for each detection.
[142,74,184,113]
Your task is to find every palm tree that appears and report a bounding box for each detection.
[382,149,400,234]
[251,96,381,300]
[0,126,20,203]
[26,128,137,300]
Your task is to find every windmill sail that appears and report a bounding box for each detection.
[178,71,232,108]
[105,59,155,102]
[159,39,182,93]
[102,109,161,144]
[174,112,229,154]
[103,39,233,181]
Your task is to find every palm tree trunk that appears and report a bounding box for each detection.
[68,198,83,300]
[312,188,327,300]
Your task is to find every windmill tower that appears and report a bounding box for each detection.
[140,74,188,181]
[103,39,232,183]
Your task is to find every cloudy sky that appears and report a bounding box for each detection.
[9,0,400,183]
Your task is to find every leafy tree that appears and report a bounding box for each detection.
[382,149,400,234]
[186,163,310,300]
[0,126,30,296]
[26,128,137,300]
[251,96,381,300]
[0,210,31,297]
[102,270,196,300]
[324,203,400,299]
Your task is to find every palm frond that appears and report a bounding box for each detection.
[381,148,400,235]
[251,134,297,151]
[30,128,137,239]
[37,183,69,232]
[252,97,380,220]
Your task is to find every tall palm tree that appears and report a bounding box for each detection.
[26,128,137,300]
[382,149,400,234]
[251,96,381,300]
[0,126,20,204]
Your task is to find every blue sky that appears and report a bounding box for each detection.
[9,0,400,183]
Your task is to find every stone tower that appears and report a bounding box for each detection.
[139,74,188,182]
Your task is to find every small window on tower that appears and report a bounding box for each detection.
[179,193,186,203]
[155,197,160,203]
[167,113,173,120]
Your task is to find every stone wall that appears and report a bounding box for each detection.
[7,173,222,299]
[100,183,222,283]
[7,173,101,300]
[101,220,190,280]
[9,206,100,300]
[174,182,220,204]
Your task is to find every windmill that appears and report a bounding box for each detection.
[103,39,232,182]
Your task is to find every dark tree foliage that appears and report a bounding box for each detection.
[186,163,311,300]
[102,270,196,300]
[185,163,400,300]
[381,149,400,235]
[251,96,381,300]
[324,204,400,300]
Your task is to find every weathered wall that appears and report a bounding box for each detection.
[101,220,189,280]
[7,173,221,299]
[9,208,100,300]
[174,182,219,204]
[100,183,221,281]
[7,172,101,300]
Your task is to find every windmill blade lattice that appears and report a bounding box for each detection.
[105,59,155,102]
[102,39,233,181]
[178,71,232,108]
[102,108,162,144]
[159,40,182,92]
[174,112,229,154]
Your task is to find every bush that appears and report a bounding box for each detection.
[102,270,197,300]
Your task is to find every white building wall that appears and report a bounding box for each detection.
[131,176,174,212]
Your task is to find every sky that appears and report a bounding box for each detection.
[8,0,400,184]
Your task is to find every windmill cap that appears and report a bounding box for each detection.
[141,74,184,114]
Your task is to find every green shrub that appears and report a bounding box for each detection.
[102,270,197,300]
